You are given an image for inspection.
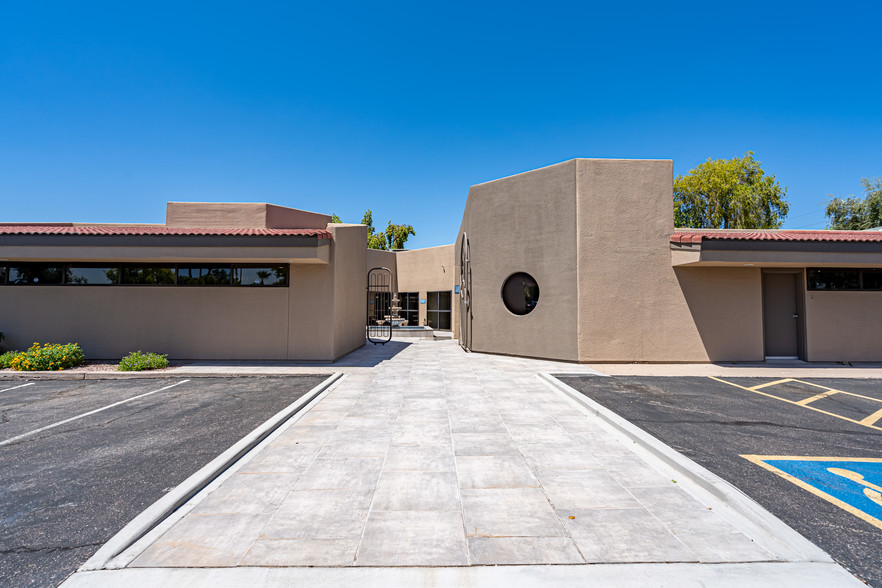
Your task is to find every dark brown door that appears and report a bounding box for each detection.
[763,273,799,358]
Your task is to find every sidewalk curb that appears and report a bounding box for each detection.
[539,372,835,564]
[77,371,346,572]
[0,371,336,380]
[58,561,866,588]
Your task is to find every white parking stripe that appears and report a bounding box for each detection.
[0,382,35,394]
[0,380,190,446]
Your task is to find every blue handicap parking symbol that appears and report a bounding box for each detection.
[747,456,882,528]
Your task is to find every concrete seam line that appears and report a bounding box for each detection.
[537,372,835,563]
[0,380,190,447]
[79,372,345,572]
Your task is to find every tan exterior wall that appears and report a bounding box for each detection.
[673,267,764,361]
[330,224,368,359]
[1,225,366,361]
[576,159,714,362]
[287,225,367,361]
[805,291,882,361]
[366,249,398,292]
[396,245,457,333]
[166,202,331,229]
[458,160,580,361]
[1,287,290,359]
[455,159,768,363]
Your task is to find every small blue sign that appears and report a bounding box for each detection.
[746,456,882,529]
[420,299,426,304]
[454,285,460,294]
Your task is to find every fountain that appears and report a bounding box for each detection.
[388,294,407,327]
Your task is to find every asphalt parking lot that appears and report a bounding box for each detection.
[556,375,882,588]
[0,375,329,588]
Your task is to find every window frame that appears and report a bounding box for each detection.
[0,262,290,288]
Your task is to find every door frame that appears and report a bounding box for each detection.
[761,269,806,360]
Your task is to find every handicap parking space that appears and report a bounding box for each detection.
[556,375,882,588]
[743,455,882,531]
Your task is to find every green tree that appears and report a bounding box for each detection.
[329,213,342,223]
[384,221,416,250]
[674,152,789,229]
[825,177,882,230]
[361,210,389,250]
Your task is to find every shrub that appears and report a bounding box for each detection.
[118,351,169,372]
[1,350,20,369]
[9,343,85,371]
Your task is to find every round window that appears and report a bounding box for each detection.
[501,272,540,315]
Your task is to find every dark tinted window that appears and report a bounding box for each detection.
[177,265,231,286]
[862,270,882,290]
[398,292,419,325]
[231,265,288,286]
[501,272,540,315]
[121,266,176,285]
[427,290,453,330]
[807,269,859,290]
[66,266,118,285]
[0,266,6,284]
[8,264,63,285]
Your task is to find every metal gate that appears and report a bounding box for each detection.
[459,233,472,352]
[367,267,393,344]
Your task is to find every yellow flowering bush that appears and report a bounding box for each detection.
[8,342,85,371]
[0,350,19,369]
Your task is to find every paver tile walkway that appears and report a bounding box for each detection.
[130,340,783,568]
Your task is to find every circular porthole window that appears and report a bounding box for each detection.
[501,272,540,316]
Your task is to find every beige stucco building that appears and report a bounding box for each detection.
[0,203,367,361]
[2,158,881,362]
[455,159,882,363]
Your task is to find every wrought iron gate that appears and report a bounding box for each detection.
[459,233,472,352]
[367,267,393,344]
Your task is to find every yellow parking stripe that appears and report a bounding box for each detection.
[796,390,840,406]
[749,378,795,390]
[710,376,882,433]
[860,407,882,427]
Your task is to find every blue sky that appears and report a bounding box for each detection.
[2,1,880,248]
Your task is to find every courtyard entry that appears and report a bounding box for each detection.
[762,271,804,359]
[367,267,393,344]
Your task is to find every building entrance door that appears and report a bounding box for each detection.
[762,272,802,359]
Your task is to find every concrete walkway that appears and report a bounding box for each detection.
[62,340,864,586]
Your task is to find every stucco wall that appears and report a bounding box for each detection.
[331,224,368,359]
[396,245,457,333]
[454,158,768,363]
[458,160,579,361]
[805,291,882,361]
[166,202,331,229]
[575,159,716,362]
[1,229,364,361]
[366,248,398,292]
[0,287,290,359]
[674,267,764,361]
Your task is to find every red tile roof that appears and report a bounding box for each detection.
[0,224,332,239]
[671,230,882,245]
